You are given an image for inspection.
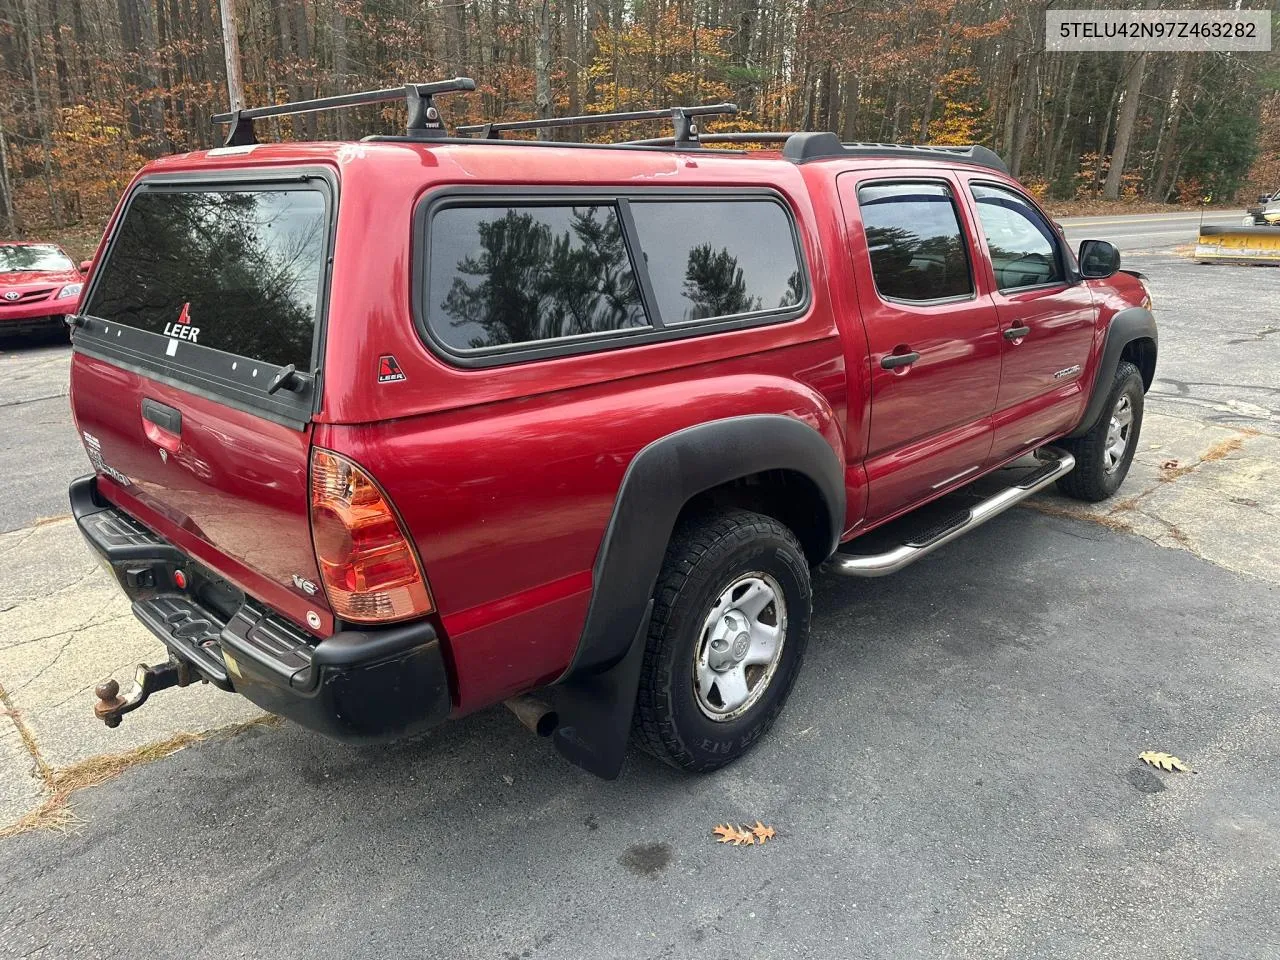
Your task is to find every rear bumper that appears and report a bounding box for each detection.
[69,474,451,743]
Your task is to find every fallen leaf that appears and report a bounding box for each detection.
[751,820,777,843]
[713,822,776,847]
[1139,750,1191,773]
[1161,459,1180,470]
[713,824,741,844]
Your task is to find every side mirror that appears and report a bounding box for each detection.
[1077,239,1120,279]
[79,260,93,273]
[1260,195,1271,204]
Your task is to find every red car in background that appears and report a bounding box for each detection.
[0,241,88,336]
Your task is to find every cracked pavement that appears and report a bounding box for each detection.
[1,228,1278,958]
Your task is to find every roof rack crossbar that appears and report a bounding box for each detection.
[456,102,737,146]
[211,77,477,146]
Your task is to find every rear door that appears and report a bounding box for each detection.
[70,169,337,633]
[959,179,1096,464]
[839,172,1002,521]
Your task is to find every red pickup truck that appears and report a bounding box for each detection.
[70,85,1156,778]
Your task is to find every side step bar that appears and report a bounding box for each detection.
[826,448,1076,578]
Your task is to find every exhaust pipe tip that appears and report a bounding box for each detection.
[504,695,558,737]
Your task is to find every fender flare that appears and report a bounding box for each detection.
[547,414,845,778]
[565,413,844,677]
[1068,306,1157,438]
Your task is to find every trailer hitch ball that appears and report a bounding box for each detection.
[93,679,127,728]
[93,659,192,729]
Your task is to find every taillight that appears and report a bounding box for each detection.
[308,448,433,623]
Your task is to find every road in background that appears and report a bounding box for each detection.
[1057,209,1245,252]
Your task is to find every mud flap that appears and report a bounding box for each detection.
[547,600,653,780]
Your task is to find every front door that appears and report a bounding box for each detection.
[839,173,1002,522]
[959,179,1097,463]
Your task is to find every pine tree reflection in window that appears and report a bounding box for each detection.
[857,184,973,302]
[681,244,760,319]
[432,205,646,350]
[630,200,803,323]
[85,190,325,369]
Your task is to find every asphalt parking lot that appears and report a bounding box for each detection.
[2,216,1278,959]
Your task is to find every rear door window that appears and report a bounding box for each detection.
[426,203,647,352]
[857,182,974,302]
[84,187,327,369]
[627,199,803,323]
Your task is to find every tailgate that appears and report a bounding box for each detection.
[70,170,336,634]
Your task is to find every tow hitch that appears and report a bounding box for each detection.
[93,657,199,728]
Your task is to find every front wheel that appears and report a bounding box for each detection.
[632,509,812,772]
[1057,360,1145,502]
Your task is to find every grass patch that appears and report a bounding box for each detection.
[0,715,280,840]
[1202,436,1246,462]
[1021,499,1134,532]
[1160,435,1249,482]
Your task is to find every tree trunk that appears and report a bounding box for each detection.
[584,0,604,105]
[534,0,552,137]
[1045,55,1079,184]
[1103,51,1147,200]
[218,0,245,112]
[1010,54,1039,177]
[0,117,16,234]
[840,71,860,140]
[294,0,317,138]
[22,0,62,226]
[565,0,580,117]
[331,0,348,138]
[1151,55,1190,200]
[137,0,171,150]
[1092,83,1119,197]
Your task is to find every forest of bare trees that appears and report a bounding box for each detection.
[0,0,1277,238]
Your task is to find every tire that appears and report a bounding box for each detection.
[1057,360,1145,502]
[632,508,812,772]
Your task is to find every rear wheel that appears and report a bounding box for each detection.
[633,509,812,772]
[1057,360,1144,502]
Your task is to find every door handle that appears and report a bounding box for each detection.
[881,351,920,370]
[1004,325,1031,341]
[141,398,182,435]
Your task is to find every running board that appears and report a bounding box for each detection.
[826,448,1075,578]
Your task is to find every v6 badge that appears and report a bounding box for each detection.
[377,355,406,383]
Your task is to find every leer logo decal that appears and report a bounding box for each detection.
[377,355,406,383]
[163,302,200,343]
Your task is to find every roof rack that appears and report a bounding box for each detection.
[456,103,738,148]
[211,77,477,146]
[781,132,1008,173]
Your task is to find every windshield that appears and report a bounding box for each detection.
[0,244,75,274]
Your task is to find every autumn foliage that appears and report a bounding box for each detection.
[0,0,1276,241]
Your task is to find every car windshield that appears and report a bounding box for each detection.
[0,244,74,274]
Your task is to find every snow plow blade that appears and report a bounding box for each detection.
[1195,224,1280,264]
